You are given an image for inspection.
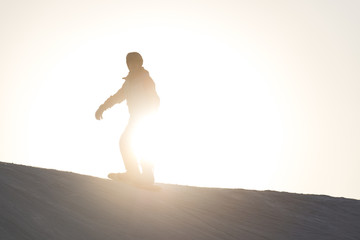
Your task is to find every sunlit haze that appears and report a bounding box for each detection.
[1,1,359,199]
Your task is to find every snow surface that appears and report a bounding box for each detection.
[0,162,359,240]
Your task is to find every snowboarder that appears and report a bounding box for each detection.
[95,52,160,185]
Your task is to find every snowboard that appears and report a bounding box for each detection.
[108,173,161,191]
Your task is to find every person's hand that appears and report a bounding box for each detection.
[95,105,104,120]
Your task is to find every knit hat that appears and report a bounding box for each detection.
[126,52,143,67]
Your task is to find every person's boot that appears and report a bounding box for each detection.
[139,161,154,185]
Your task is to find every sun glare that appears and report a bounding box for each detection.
[26,28,284,191]
[131,114,160,164]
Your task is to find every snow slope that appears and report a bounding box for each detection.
[0,162,359,240]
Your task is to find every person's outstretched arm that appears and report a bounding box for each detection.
[95,83,127,120]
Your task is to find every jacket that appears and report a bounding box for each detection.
[102,67,160,117]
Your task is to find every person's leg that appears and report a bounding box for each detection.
[138,115,156,184]
[119,118,140,177]
[140,160,154,184]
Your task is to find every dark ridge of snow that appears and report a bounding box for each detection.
[0,162,359,240]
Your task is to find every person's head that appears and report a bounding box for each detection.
[126,52,143,71]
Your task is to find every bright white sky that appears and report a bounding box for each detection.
[1,0,359,199]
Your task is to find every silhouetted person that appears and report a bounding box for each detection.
[95,52,160,184]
